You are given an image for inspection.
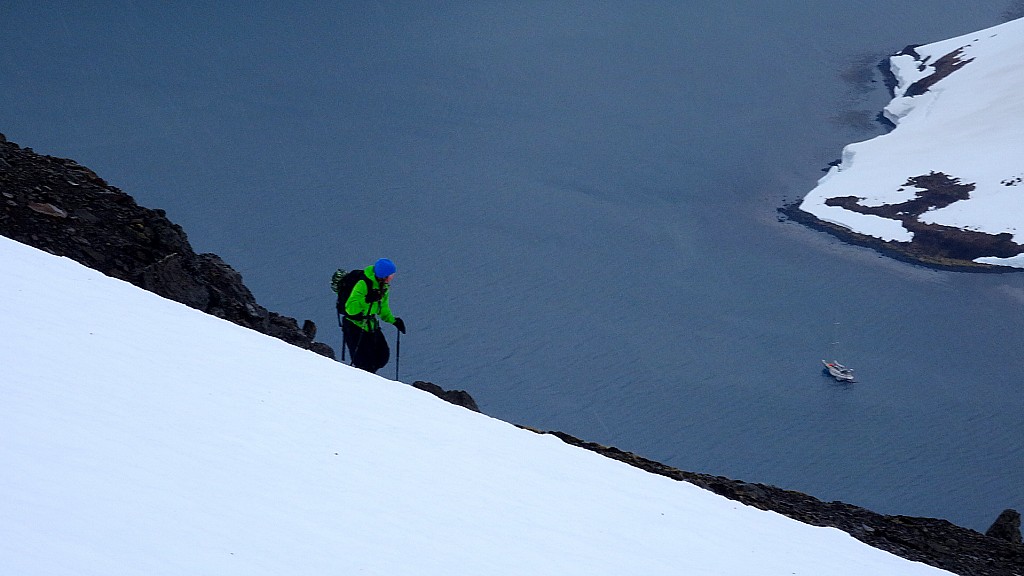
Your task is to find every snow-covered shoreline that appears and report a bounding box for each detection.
[797,17,1024,269]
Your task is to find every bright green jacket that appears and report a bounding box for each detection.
[343,266,396,332]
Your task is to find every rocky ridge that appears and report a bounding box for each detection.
[0,133,334,357]
[537,430,1023,576]
[2,133,1021,575]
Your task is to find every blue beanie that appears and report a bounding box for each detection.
[373,258,396,278]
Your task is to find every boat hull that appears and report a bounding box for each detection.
[822,360,855,382]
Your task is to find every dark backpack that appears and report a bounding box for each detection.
[331,268,366,316]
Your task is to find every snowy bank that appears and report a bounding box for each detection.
[796,17,1024,270]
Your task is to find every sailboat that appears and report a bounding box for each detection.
[821,321,855,382]
[821,359,855,382]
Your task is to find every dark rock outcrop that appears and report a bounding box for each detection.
[987,509,1023,545]
[540,430,1024,576]
[412,381,481,412]
[902,47,975,97]
[0,134,335,359]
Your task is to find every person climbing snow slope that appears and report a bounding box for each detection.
[338,258,406,374]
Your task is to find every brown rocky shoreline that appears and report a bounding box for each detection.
[779,200,1024,274]
[3,133,1021,575]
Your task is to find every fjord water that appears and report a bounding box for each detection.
[2,2,1022,531]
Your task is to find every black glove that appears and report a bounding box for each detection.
[365,288,383,303]
[393,317,406,334]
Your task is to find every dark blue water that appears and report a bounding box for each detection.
[4,2,1023,532]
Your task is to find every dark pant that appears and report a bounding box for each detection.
[343,319,390,374]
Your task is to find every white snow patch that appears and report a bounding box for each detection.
[0,235,955,574]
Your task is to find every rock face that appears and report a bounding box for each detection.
[987,509,1023,545]
[412,381,481,412]
[0,134,335,359]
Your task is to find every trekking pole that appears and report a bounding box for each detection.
[395,329,401,381]
[338,312,346,363]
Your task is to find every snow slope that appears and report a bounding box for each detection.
[0,235,952,575]
[799,17,1024,267]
